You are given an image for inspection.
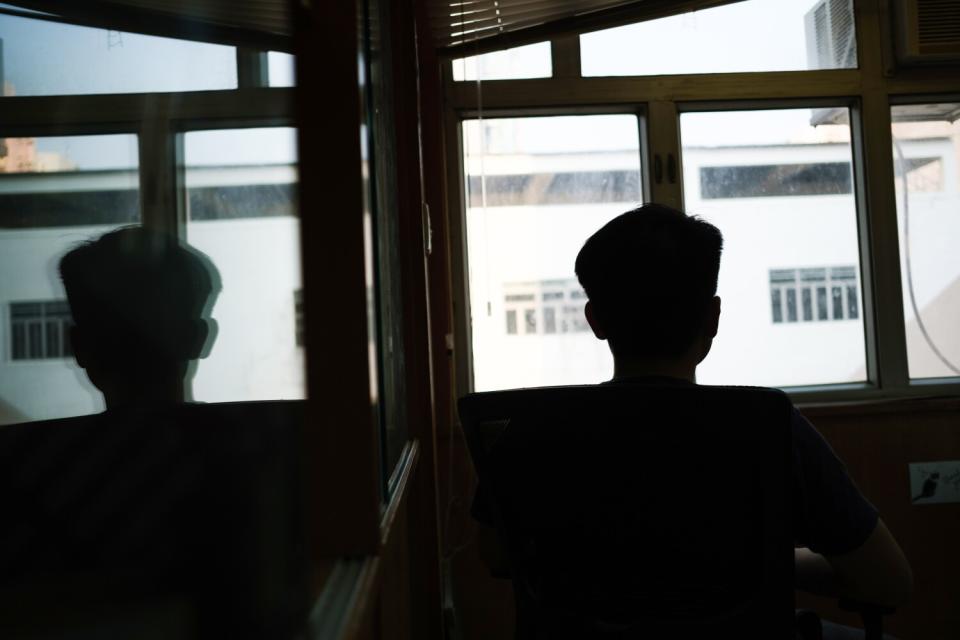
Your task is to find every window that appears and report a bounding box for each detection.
[446,3,960,402]
[0,11,237,96]
[468,170,641,206]
[188,184,295,220]
[503,279,591,336]
[184,127,304,403]
[769,266,860,324]
[700,162,852,199]
[10,300,72,360]
[268,52,296,87]
[463,115,641,391]
[0,133,139,424]
[892,103,960,380]
[452,42,551,81]
[681,107,866,388]
[0,12,305,427]
[581,0,857,77]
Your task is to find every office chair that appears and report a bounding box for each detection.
[459,384,893,640]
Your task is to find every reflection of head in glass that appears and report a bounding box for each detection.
[59,227,220,410]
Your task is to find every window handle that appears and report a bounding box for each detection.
[654,154,663,184]
[667,153,677,184]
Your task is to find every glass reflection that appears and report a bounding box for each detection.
[0,133,139,424]
[60,227,219,409]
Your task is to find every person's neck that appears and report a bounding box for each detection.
[611,357,697,384]
[102,377,185,411]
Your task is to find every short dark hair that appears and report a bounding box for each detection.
[574,203,723,358]
[60,226,218,365]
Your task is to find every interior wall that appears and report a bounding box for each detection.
[798,398,960,640]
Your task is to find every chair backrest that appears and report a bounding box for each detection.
[0,400,307,639]
[459,383,795,640]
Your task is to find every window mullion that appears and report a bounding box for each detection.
[138,102,186,240]
[237,49,270,88]
[646,100,683,209]
[856,91,909,391]
[550,35,580,79]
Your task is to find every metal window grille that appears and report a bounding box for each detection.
[10,300,73,360]
[769,266,860,324]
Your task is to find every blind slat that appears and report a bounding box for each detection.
[433,1,614,25]
[432,0,747,55]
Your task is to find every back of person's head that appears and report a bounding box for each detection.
[59,226,219,377]
[575,204,723,359]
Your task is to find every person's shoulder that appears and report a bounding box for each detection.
[788,405,835,449]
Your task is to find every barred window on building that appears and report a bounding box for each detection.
[769,266,859,325]
[10,300,73,360]
[503,279,591,335]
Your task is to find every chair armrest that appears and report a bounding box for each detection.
[838,598,896,640]
[795,609,823,640]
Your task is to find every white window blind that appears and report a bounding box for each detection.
[430,0,746,55]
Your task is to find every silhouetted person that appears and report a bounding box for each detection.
[574,204,912,639]
[474,204,912,640]
[60,226,219,409]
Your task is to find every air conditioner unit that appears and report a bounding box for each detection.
[805,0,856,127]
[894,0,960,65]
[804,0,857,70]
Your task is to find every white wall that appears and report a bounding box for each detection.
[466,137,960,390]
[467,203,622,390]
[187,217,305,403]
[0,226,111,423]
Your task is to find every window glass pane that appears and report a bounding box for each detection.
[891,103,960,379]
[463,115,642,391]
[184,127,304,402]
[364,0,409,488]
[0,12,236,96]
[27,321,42,358]
[44,320,59,358]
[681,108,865,387]
[0,133,139,424]
[268,51,296,87]
[452,42,551,81]
[581,0,856,77]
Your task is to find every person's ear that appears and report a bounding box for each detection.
[585,301,606,340]
[706,296,721,338]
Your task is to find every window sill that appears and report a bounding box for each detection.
[796,394,960,418]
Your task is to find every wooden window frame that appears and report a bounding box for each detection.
[441,0,960,405]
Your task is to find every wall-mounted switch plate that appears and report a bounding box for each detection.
[909,461,960,505]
